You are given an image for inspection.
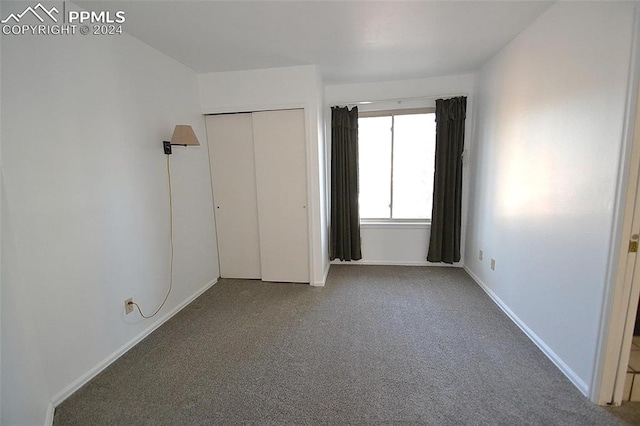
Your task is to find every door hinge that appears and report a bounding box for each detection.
[630,240,638,253]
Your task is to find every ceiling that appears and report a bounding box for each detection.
[79,1,553,84]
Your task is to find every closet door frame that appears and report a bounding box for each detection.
[205,105,316,285]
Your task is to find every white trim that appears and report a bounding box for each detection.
[49,278,219,408]
[332,260,462,267]
[360,221,430,230]
[593,6,640,405]
[358,107,436,118]
[44,402,54,426]
[464,266,589,396]
[312,262,331,287]
[331,93,469,110]
[202,102,308,116]
[302,103,318,288]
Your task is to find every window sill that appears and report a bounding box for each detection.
[360,220,431,230]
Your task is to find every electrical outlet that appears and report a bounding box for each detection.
[125,298,133,314]
[490,259,496,271]
[479,250,483,261]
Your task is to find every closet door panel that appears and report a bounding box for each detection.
[206,114,261,279]
[252,109,309,283]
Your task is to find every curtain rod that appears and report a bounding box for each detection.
[331,93,468,108]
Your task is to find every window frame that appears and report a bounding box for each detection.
[358,107,436,225]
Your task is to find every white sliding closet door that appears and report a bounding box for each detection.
[252,109,309,283]
[206,113,262,279]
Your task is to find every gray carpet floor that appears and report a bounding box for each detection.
[54,265,632,425]
[608,403,640,425]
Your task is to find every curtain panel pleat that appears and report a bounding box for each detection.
[427,97,467,264]
[330,106,362,261]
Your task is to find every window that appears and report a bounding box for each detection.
[358,109,436,221]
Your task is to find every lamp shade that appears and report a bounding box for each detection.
[170,125,200,146]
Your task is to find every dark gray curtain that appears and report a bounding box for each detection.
[427,97,467,264]
[330,106,362,261]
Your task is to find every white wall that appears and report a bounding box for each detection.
[465,2,636,395]
[1,30,219,425]
[199,65,329,285]
[0,2,3,421]
[325,74,475,266]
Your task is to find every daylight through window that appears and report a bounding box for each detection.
[358,110,436,220]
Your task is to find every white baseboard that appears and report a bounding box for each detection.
[311,262,331,287]
[45,402,54,426]
[331,259,463,267]
[48,277,219,419]
[463,266,589,396]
